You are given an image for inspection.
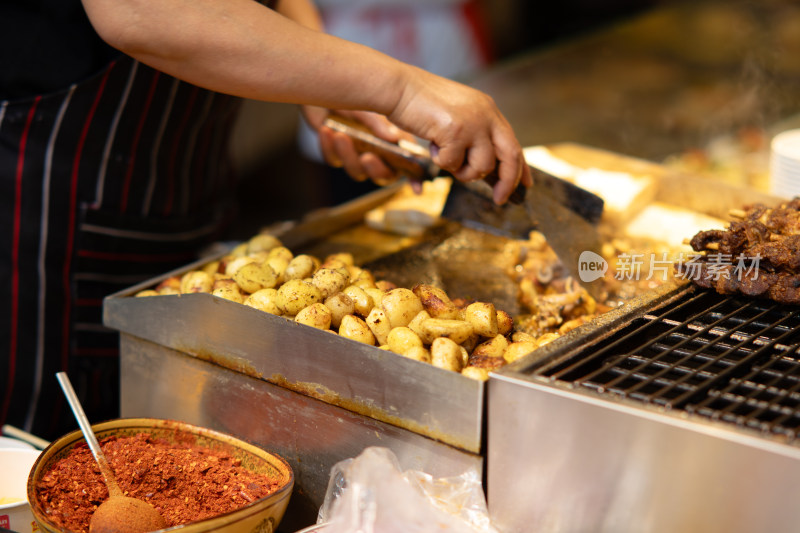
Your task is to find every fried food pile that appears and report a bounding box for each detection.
[135,233,561,380]
[676,198,800,304]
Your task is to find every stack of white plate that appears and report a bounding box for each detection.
[770,129,800,198]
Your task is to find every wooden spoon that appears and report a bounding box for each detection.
[56,372,167,533]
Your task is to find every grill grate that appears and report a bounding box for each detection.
[540,287,800,441]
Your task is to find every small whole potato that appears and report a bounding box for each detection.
[461,366,490,381]
[376,279,397,292]
[431,337,464,372]
[504,341,538,364]
[417,318,473,345]
[180,271,213,294]
[247,234,282,254]
[386,326,423,355]
[278,279,323,316]
[266,255,290,284]
[496,309,514,336]
[312,268,348,299]
[243,288,283,315]
[343,285,373,317]
[465,302,499,338]
[224,256,256,277]
[325,292,356,329]
[201,260,221,276]
[339,314,376,345]
[407,310,431,340]
[381,288,424,328]
[135,289,159,297]
[295,302,332,330]
[324,252,355,267]
[365,307,392,346]
[402,346,431,363]
[268,245,294,263]
[284,254,318,281]
[212,279,245,304]
[412,284,459,319]
[234,261,278,294]
[351,269,377,289]
[472,334,509,359]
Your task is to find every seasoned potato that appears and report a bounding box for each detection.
[365,307,392,346]
[312,268,349,299]
[511,331,537,343]
[417,318,473,345]
[157,276,181,293]
[364,287,385,308]
[325,292,355,329]
[212,278,245,303]
[266,255,290,284]
[376,279,397,292]
[430,337,464,372]
[135,289,159,297]
[496,309,514,336]
[503,341,538,364]
[295,302,332,330]
[461,366,490,381]
[180,271,213,293]
[472,334,509,359]
[412,284,459,319]
[465,302,498,338]
[351,269,377,289]
[224,256,256,277]
[339,315,376,345]
[234,262,278,294]
[229,242,249,257]
[402,346,431,363]
[201,261,221,276]
[268,245,294,263]
[342,285,373,317]
[284,254,318,281]
[386,327,423,355]
[407,310,431,340]
[247,234,282,254]
[381,288,424,328]
[157,286,180,296]
[243,288,283,315]
[324,252,355,266]
[277,279,323,316]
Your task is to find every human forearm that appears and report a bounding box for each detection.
[81,0,406,113]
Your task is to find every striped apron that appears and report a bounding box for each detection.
[0,54,243,440]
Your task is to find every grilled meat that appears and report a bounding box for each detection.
[677,198,800,304]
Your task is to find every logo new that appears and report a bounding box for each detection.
[578,250,608,283]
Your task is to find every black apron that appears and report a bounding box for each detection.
[0,54,242,440]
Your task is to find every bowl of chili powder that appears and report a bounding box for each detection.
[27,418,293,533]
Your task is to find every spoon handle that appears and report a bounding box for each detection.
[56,372,122,498]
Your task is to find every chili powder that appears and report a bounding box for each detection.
[35,432,284,533]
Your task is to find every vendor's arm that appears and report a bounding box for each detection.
[80,0,530,203]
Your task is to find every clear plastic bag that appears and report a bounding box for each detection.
[315,446,498,533]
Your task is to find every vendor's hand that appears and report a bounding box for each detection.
[302,106,415,187]
[386,70,532,205]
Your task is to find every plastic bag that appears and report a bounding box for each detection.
[316,446,498,533]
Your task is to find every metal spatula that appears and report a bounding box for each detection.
[323,116,606,299]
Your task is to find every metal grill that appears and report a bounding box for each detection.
[539,287,800,441]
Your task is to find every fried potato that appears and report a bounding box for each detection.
[180,271,213,293]
[342,285,373,317]
[431,337,464,372]
[339,314,376,345]
[461,366,490,381]
[496,309,514,336]
[224,256,256,277]
[381,288,424,328]
[278,279,323,316]
[243,288,283,315]
[312,267,349,299]
[284,254,319,281]
[412,284,459,319]
[387,326,423,355]
[212,278,245,303]
[247,234,282,254]
[503,341,538,364]
[366,307,392,346]
[465,302,498,338]
[472,334,509,359]
[417,318,473,345]
[234,261,278,294]
[402,345,431,363]
[325,292,355,329]
[295,302,332,330]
